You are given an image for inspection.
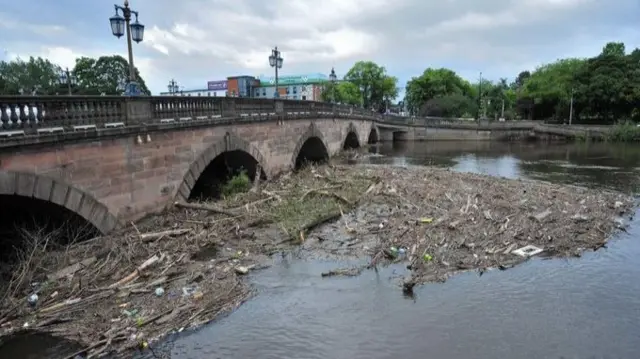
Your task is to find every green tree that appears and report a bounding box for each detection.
[320,81,362,105]
[421,94,477,118]
[512,41,640,123]
[601,42,626,57]
[0,57,62,95]
[518,58,586,121]
[405,68,473,116]
[73,55,150,95]
[344,61,398,112]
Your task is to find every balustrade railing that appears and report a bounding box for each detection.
[0,96,384,138]
[4,95,544,140]
[0,96,126,135]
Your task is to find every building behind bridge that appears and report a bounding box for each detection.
[158,73,328,101]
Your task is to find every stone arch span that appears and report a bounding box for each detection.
[368,124,380,144]
[0,171,118,234]
[291,122,330,169]
[343,122,361,149]
[177,132,269,201]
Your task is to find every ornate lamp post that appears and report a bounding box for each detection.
[478,72,483,120]
[329,67,337,103]
[167,79,179,95]
[59,68,77,95]
[268,47,283,98]
[109,0,145,96]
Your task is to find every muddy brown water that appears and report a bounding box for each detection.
[5,141,640,359]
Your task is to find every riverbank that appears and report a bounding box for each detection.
[0,162,634,357]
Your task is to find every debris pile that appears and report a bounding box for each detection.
[313,166,633,294]
[0,164,376,357]
[0,163,633,357]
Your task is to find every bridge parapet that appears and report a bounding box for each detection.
[0,95,611,144]
[0,96,376,139]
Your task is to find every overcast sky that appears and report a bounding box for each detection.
[2,0,639,95]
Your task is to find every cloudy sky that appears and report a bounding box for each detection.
[2,0,639,96]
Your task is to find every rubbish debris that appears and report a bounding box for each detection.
[154,287,165,297]
[235,266,250,275]
[531,209,552,222]
[571,214,589,222]
[512,245,544,258]
[321,267,363,277]
[27,294,38,307]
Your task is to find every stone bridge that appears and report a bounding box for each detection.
[0,96,610,235]
[0,96,381,234]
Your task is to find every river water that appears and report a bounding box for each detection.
[6,141,640,358]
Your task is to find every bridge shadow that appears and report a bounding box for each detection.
[368,128,379,144]
[0,194,99,291]
[189,150,267,200]
[343,131,360,150]
[295,137,329,170]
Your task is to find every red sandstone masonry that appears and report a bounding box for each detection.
[0,119,376,234]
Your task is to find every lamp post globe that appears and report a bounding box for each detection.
[109,12,125,38]
[130,19,145,43]
[268,54,276,67]
[329,68,337,82]
[58,70,68,85]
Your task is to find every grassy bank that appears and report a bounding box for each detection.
[606,121,640,142]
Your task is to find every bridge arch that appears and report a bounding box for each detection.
[343,122,361,149]
[368,124,380,144]
[291,122,329,169]
[177,132,268,200]
[0,171,118,234]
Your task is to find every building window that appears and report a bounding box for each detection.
[302,95,307,100]
[262,89,266,96]
[286,87,290,94]
[293,86,297,94]
[302,86,306,92]
[232,90,236,97]
[293,95,298,100]
[255,89,260,97]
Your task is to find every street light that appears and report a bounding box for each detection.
[478,72,483,120]
[58,67,77,95]
[329,67,337,103]
[167,79,179,95]
[268,46,283,98]
[109,0,145,96]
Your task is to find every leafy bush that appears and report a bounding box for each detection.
[606,120,640,142]
[221,171,251,197]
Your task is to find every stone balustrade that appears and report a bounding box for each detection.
[0,96,610,142]
[0,96,379,138]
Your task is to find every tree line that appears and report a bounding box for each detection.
[404,41,640,124]
[0,55,150,96]
[323,41,640,124]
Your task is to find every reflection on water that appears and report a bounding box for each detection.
[26,141,640,359]
[365,141,640,193]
